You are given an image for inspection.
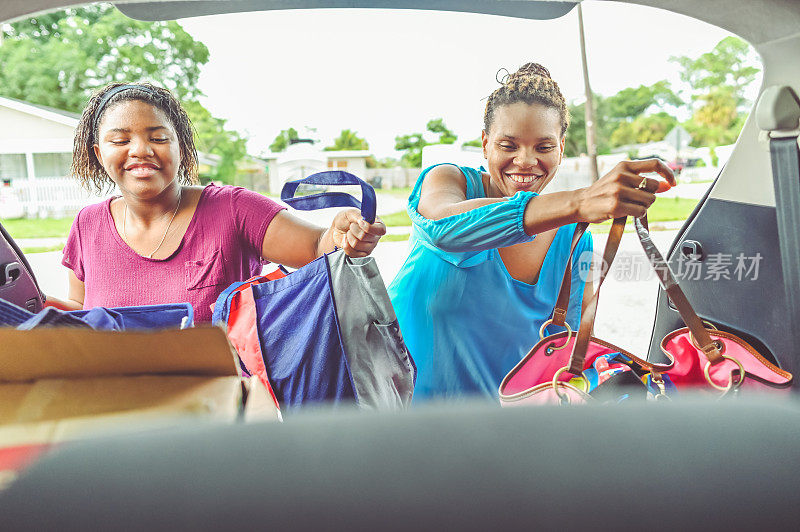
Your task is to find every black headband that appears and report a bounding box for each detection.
[92,84,159,140]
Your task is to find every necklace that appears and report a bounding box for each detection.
[122,189,182,259]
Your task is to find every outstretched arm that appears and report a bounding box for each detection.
[48,270,85,310]
[260,209,386,269]
[418,159,675,237]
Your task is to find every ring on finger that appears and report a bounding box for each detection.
[637,177,649,191]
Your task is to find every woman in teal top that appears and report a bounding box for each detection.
[388,62,675,401]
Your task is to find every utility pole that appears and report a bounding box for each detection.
[578,3,600,182]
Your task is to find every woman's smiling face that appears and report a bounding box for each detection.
[481,101,565,197]
[93,99,181,199]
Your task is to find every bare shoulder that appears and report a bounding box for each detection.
[417,164,470,220]
[419,164,468,200]
[182,185,206,204]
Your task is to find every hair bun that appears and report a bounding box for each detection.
[512,62,551,80]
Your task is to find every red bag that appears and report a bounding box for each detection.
[499,216,792,405]
[213,270,287,412]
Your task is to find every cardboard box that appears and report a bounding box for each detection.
[0,325,279,449]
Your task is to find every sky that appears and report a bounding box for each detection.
[176,1,757,159]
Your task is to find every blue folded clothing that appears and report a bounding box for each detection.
[17,307,95,330]
[0,298,194,330]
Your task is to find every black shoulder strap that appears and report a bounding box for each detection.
[769,136,800,344]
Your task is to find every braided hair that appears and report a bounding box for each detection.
[71,82,199,194]
[483,62,570,137]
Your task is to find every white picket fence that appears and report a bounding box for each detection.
[11,176,115,218]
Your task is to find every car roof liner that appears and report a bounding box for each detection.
[115,0,576,22]
[4,1,799,46]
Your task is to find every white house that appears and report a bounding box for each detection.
[421,144,485,170]
[0,96,221,218]
[262,139,371,194]
[0,96,86,217]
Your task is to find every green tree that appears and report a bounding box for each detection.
[684,87,744,146]
[426,118,457,145]
[366,156,399,168]
[462,138,482,148]
[395,118,458,167]
[380,157,400,168]
[324,129,369,151]
[564,101,588,157]
[0,5,209,112]
[609,112,678,147]
[182,100,247,183]
[565,98,614,157]
[394,133,427,168]
[671,36,759,107]
[604,81,683,120]
[565,38,756,158]
[567,82,682,155]
[269,128,300,153]
[671,36,759,147]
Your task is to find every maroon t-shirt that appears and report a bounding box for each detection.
[62,184,285,322]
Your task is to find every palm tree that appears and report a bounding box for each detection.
[325,129,370,151]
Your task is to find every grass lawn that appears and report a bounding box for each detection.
[381,186,414,198]
[1,217,75,239]
[644,196,699,221]
[381,210,412,227]
[381,233,411,242]
[590,197,699,233]
[21,244,65,254]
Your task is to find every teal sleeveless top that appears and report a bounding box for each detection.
[387,164,593,402]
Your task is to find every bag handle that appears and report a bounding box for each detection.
[631,217,722,363]
[211,280,252,325]
[550,222,590,327]
[212,270,288,326]
[280,170,377,224]
[551,213,647,326]
[565,216,629,374]
[558,215,723,375]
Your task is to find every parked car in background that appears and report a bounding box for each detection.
[667,158,684,175]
